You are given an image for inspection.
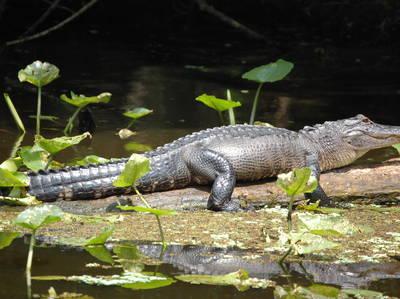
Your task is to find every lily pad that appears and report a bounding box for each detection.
[59,227,114,247]
[60,91,111,108]
[123,107,153,120]
[0,231,21,250]
[19,146,48,171]
[196,94,241,112]
[242,59,294,83]
[124,142,153,153]
[117,128,136,139]
[14,205,63,231]
[35,132,91,155]
[117,205,176,216]
[276,167,317,196]
[113,154,150,188]
[18,60,59,87]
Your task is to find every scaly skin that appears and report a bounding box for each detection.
[28,115,400,211]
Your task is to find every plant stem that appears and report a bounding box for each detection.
[134,186,166,248]
[26,229,36,299]
[226,89,236,125]
[3,93,26,133]
[44,155,53,170]
[10,133,25,158]
[217,111,224,125]
[278,245,293,264]
[287,195,294,232]
[64,106,83,135]
[36,86,42,135]
[126,119,135,129]
[249,83,263,125]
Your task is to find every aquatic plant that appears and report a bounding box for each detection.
[60,91,111,135]
[123,107,153,129]
[196,93,241,124]
[18,61,60,135]
[242,59,293,125]
[3,93,26,133]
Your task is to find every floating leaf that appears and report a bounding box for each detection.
[340,289,386,298]
[307,284,340,297]
[113,154,150,188]
[35,132,91,155]
[196,94,241,112]
[19,146,48,171]
[18,60,59,87]
[0,195,41,206]
[85,245,114,264]
[117,205,176,216]
[286,231,339,255]
[118,128,136,139]
[14,205,63,231]
[0,168,28,187]
[297,213,359,235]
[69,155,109,166]
[242,59,294,83]
[0,231,21,250]
[124,142,152,153]
[60,92,111,108]
[123,107,153,120]
[276,167,317,197]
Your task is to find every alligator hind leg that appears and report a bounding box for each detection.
[184,148,239,211]
[304,152,331,206]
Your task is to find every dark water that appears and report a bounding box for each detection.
[1,238,399,299]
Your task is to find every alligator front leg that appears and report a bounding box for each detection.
[304,152,331,206]
[184,148,239,211]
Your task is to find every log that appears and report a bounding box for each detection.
[54,158,400,214]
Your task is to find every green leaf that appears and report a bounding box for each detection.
[307,284,340,298]
[113,154,150,188]
[341,289,385,298]
[0,231,21,250]
[276,167,317,196]
[60,92,111,108]
[3,93,25,132]
[242,59,294,83]
[393,143,400,154]
[290,232,339,255]
[18,60,59,87]
[124,142,152,153]
[14,205,63,231]
[195,94,241,112]
[113,243,141,261]
[176,269,248,287]
[0,168,28,187]
[123,107,153,120]
[309,229,343,237]
[297,213,360,235]
[19,146,48,171]
[35,132,91,155]
[69,155,109,166]
[85,227,114,246]
[117,205,176,216]
[117,128,136,140]
[0,158,22,172]
[0,195,41,206]
[85,245,114,264]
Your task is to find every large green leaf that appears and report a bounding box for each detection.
[0,231,21,250]
[14,205,64,231]
[123,107,153,120]
[276,167,317,196]
[85,245,114,264]
[196,94,241,112]
[0,168,28,187]
[242,59,294,83]
[117,205,176,216]
[59,227,114,247]
[0,158,22,172]
[113,154,150,188]
[60,91,111,108]
[297,213,360,235]
[35,132,91,155]
[19,146,48,171]
[69,155,109,166]
[113,243,141,261]
[286,231,339,255]
[124,142,152,153]
[18,60,59,87]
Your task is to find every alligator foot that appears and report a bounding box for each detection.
[305,185,332,207]
[210,198,255,212]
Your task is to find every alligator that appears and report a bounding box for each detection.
[28,114,400,211]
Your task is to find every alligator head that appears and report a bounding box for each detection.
[341,114,400,151]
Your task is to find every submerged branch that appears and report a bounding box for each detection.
[194,0,265,40]
[5,0,98,46]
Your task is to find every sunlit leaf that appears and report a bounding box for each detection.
[19,146,48,171]
[307,284,340,297]
[309,229,343,237]
[242,59,294,83]
[123,107,153,120]
[14,205,63,231]
[253,121,274,127]
[69,155,109,166]
[393,144,400,154]
[85,227,114,246]
[124,142,152,153]
[113,154,150,188]
[297,213,360,235]
[35,132,91,155]
[289,232,339,255]
[276,167,317,196]
[117,205,176,216]
[18,60,59,87]
[0,158,22,172]
[113,243,141,261]
[118,128,136,139]
[60,92,111,108]
[85,245,114,264]
[0,168,28,187]
[0,231,21,250]
[196,94,241,112]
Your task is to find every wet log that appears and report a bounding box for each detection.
[54,158,400,214]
